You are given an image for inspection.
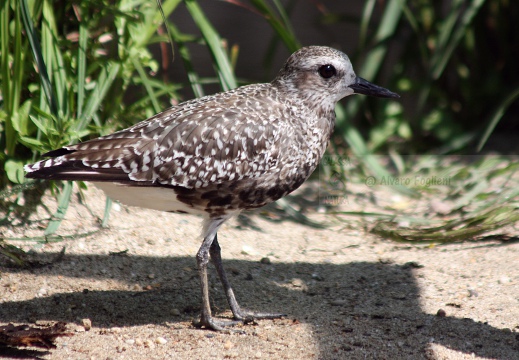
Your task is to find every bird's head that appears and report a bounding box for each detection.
[273,46,399,109]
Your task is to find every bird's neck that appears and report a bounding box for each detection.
[271,78,337,115]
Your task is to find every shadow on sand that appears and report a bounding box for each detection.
[1,253,517,359]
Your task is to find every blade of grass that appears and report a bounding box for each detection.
[431,0,464,75]
[5,231,101,243]
[20,0,57,116]
[262,0,300,52]
[258,0,297,80]
[132,57,162,113]
[74,63,121,133]
[372,205,519,244]
[431,0,485,79]
[335,106,417,198]
[41,0,67,124]
[1,0,14,156]
[342,0,403,117]
[336,0,413,197]
[418,0,485,112]
[356,0,403,82]
[76,18,88,120]
[477,85,519,151]
[330,210,443,226]
[44,181,73,236]
[400,3,431,66]
[101,197,112,228]
[358,0,376,52]
[169,24,205,97]
[0,241,26,266]
[8,1,24,155]
[184,0,237,90]
[155,0,178,61]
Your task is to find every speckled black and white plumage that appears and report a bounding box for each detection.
[25,46,399,331]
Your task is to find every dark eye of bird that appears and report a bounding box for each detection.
[318,64,336,79]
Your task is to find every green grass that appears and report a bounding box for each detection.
[325,155,519,244]
[1,0,518,257]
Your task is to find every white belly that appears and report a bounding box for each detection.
[92,182,207,216]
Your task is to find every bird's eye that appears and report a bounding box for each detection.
[318,64,336,79]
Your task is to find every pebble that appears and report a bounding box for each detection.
[291,278,304,287]
[82,318,92,331]
[403,261,424,269]
[436,309,447,317]
[330,299,347,306]
[391,292,407,300]
[171,308,181,316]
[35,320,52,326]
[125,339,135,345]
[224,340,234,350]
[311,273,324,281]
[498,276,511,284]
[260,257,271,264]
[468,289,479,297]
[430,199,452,215]
[144,339,155,348]
[155,336,167,345]
[241,245,258,256]
[37,288,48,296]
[135,338,143,346]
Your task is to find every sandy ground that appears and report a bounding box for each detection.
[1,182,518,359]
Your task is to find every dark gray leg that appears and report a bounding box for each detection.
[192,229,242,332]
[209,235,286,321]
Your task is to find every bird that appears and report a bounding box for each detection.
[25,46,399,332]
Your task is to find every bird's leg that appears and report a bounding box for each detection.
[193,226,242,332]
[210,235,286,322]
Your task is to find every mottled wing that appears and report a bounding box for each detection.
[25,86,282,189]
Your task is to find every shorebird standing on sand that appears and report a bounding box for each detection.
[25,46,399,331]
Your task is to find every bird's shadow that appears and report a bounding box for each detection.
[1,253,517,359]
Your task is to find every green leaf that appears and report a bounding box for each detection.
[5,159,26,184]
[11,99,32,136]
[18,136,44,149]
[29,114,49,136]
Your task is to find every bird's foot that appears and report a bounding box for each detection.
[232,308,286,322]
[192,315,245,333]
[192,310,285,332]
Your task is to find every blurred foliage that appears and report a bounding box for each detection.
[329,0,519,155]
[0,0,240,232]
[0,0,184,189]
[327,155,519,244]
[1,0,518,242]
[2,0,518,184]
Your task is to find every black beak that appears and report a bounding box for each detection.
[349,77,400,99]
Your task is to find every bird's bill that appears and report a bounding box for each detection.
[349,77,400,99]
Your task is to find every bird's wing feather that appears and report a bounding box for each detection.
[25,86,284,188]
